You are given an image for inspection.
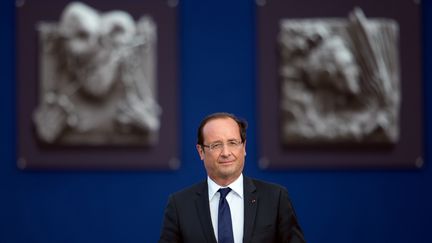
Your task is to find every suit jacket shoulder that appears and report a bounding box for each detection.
[246,176,287,191]
[243,176,306,243]
[170,180,207,199]
[159,180,217,243]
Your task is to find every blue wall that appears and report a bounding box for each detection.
[1,0,431,243]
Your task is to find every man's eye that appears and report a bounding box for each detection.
[229,140,242,145]
[212,144,223,149]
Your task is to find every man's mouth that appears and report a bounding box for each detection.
[219,160,234,164]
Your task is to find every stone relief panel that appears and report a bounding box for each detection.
[33,1,161,146]
[279,8,400,145]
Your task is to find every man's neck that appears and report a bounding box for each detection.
[209,173,242,187]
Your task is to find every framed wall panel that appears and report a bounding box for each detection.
[256,0,423,169]
[17,0,179,170]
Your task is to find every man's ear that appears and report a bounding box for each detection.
[196,144,205,160]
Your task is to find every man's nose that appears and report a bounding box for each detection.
[220,144,232,157]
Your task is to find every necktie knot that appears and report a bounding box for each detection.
[218,187,232,200]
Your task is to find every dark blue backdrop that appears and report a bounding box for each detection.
[1,0,431,243]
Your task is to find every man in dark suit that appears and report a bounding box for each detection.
[159,112,306,243]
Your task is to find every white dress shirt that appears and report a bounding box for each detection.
[208,174,244,243]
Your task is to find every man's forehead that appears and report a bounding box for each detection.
[203,117,236,128]
[202,117,240,137]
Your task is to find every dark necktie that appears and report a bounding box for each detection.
[218,187,234,243]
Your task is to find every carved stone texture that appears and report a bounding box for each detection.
[278,8,400,145]
[34,1,161,146]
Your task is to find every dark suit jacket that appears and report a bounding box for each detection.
[159,176,306,243]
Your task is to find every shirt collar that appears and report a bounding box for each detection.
[208,174,244,200]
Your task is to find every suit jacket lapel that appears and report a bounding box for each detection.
[195,181,217,243]
[243,177,257,243]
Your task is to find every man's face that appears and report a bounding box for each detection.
[196,117,246,186]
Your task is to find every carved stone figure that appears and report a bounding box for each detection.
[278,8,400,145]
[34,2,161,145]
